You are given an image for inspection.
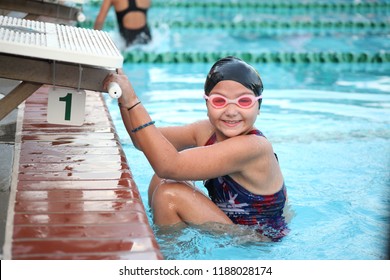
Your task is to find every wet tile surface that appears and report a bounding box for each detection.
[12,237,159,255]
[13,211,148,225]
[9,87,162,260]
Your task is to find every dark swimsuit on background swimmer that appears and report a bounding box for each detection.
[115,0,152,46]
[203,129,289,241]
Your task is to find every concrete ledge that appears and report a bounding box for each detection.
[3,86,162,260]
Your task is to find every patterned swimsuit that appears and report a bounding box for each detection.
[203,130,289,241]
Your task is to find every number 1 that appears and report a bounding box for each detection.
[59,93,72,121]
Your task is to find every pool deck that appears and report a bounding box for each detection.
[1,84,163,260]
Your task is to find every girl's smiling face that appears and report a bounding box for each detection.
[206,80,260,140]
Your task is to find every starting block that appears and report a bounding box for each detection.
[0,15,123,124]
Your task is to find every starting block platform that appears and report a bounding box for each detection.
[0,14,162,259]
[0,0,85,23]
[0,15,123,121]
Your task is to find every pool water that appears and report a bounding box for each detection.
[83,1,390,55]
[104,63,390,260]
[87,0,390,259]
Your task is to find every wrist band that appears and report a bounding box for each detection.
[127,101,141,111]
[118,101,141,110]
[131,121,155,133]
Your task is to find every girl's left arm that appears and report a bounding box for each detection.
[104,71,260,181]
[94,0,112,30]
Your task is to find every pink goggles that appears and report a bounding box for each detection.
[203,94,262,109]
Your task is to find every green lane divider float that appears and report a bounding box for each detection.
[154,2,390,11]
[151,20,390,31]
[88,0,390,11]
[79,19,390,33]
[78,20,115,30]
[123,51,390,64]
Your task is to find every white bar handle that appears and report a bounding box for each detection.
[77,12,86,23]
[107,82,122,98]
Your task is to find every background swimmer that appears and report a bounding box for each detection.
[94,0,152,46]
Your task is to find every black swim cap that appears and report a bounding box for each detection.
[204,56,264,98]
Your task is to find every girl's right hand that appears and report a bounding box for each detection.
[103,69,139,107]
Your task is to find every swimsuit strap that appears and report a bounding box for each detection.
[204,132,217,146]
[248,129,265,137]
[116,0,148,25]
[120,0,148,14]
[204,129,277,160]
[204,129,265,146]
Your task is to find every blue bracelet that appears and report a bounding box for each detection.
[131,121,155,133]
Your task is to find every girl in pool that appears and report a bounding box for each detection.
[104,57,288,240]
